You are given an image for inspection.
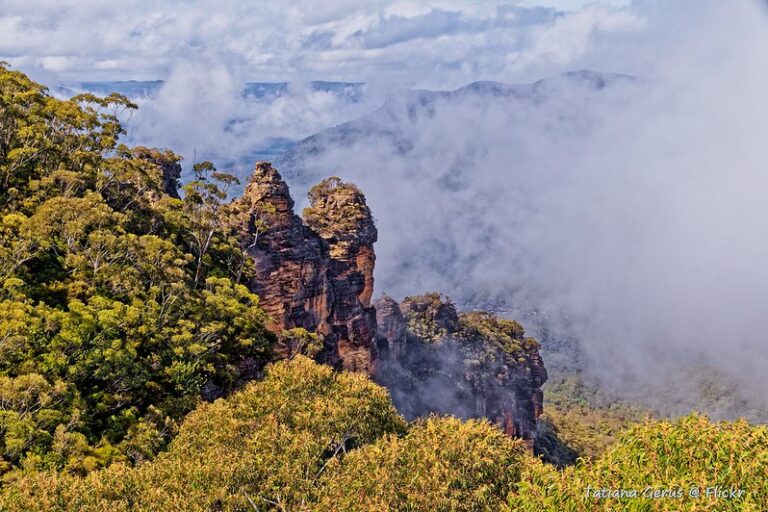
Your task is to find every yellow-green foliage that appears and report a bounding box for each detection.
[536,371,652,465]
[2,360,767,512]
[401,292,458,342]
[512,413,768,512]
[0,356,405,511]
[275,327,323,359]
[537,404,647,463]
[0,64,275,471]
[315,416,528,512]
[459,311,539,358]
[302,176,370,245]
[400,294,540,361]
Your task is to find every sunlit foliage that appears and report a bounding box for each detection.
[512,413,768,512]
[0,64,274,471]
[0,356,405,511]
[2,359,765,511]
[315,416,528,511]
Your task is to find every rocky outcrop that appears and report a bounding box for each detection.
[237,163,377,372]
[375,295,407,360]
[303,177,378,373]
[374,293,547,449]
[233,162,546,446]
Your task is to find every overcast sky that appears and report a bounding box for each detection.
[1,0,642,88]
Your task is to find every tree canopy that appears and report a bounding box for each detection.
[0,356,405,511]
[2,357,766,512]
[0,63,274,473]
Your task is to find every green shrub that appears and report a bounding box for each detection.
[0,356,405,511]
[0,63,274,470]
[512,413,768,512]
[315,416,527,512]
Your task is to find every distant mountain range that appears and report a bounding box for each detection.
[54,80,366,102]
[54,80,165,98]
[54,71,637,203]
[162,70,619,198]
[273,70,636,188]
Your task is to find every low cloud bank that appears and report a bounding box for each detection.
[273,0,768,419]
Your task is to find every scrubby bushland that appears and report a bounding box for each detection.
[2,358,766,512]
[0,64,274,472]
[0,356,405,511]
[314,416,528,511]
[513,413,768,512]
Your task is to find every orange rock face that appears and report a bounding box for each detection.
[236,163,377,372]
[234,162,546,445]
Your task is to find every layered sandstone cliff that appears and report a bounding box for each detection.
[234,162,546,446]
[237,163,378,373]
[303,177,378,372]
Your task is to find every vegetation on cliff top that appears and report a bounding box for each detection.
[302,176,374,257]
[400,292,460,342]
[400,292,540,360]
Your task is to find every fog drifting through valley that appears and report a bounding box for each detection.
[282,0,768,418]
[20,0,768,419]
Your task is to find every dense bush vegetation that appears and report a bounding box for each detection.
[1,357,766,511]
[535,404,643,465]
[0,64,274,472]
[512,414,768,511]
[314,416,527,511]
[399,293,540,360]
[0,356,405,511]
[400,292,459,342]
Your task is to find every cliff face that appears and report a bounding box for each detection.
[237,163,377,372]
[303,177,378,373]
[374,293,547,448]
[234,162,546,446]
[375,295,407,360]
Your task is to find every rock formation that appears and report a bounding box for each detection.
[374,293,547,449]
[236,163,378,373]
[374,295,407,360]
[303,177,378,372]
[234,162,546,446]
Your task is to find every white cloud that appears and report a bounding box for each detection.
[0,0,641,87]
[525,0,630,10]
[0,0,652,177]
[264,0,768,418]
